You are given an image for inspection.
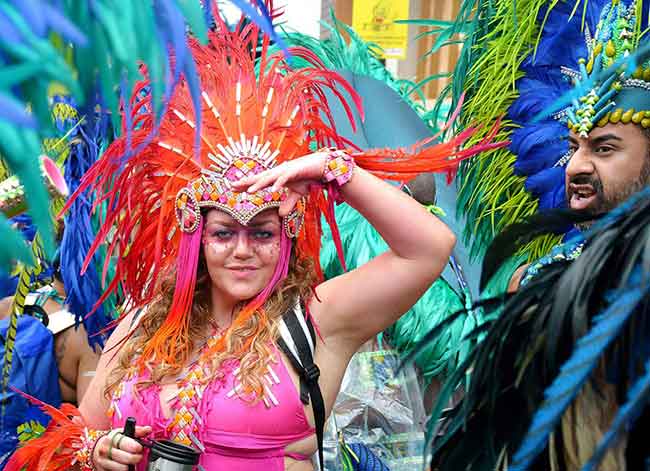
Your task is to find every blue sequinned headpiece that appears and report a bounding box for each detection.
[564,0,650,137]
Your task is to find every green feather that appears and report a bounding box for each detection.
[0,217,32,268]
[406,1,577,261]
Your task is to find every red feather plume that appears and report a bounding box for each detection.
[61,9,507,368]
[5,390,89,471]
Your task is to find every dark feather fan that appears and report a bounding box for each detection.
[425,186,650,471]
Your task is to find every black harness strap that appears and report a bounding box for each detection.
[278,303,325,470]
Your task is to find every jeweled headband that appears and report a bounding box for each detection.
[174,132,304,238]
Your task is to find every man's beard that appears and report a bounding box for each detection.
[568,157,650,229]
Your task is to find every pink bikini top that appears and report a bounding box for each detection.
[108,345,316,470]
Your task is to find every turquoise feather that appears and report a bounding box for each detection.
[0,0,281,268]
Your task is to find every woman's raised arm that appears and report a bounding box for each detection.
[313,164,454,346]
[234,150,455,349]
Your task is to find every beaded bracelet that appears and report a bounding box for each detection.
[321,149,355,203]
[322,149,355,186]
[75,428,110,471]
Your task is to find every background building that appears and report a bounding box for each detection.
[221,0,462,100]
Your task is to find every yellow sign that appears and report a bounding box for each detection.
[352,0,410,60]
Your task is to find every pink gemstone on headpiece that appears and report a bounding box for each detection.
[202,192,210,200]
[263,193,273,202]
[225,168,239,180]
[184,212,195,229]
[219,194,228,203]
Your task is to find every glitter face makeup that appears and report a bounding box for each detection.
[202,209,282,303]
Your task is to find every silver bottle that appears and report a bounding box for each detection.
[146,440,200,471]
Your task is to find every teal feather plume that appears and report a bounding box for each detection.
[0,0,285,268]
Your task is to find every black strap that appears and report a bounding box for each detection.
[280,305,315,404]
[23,304,49,328]
[278,305,325,470]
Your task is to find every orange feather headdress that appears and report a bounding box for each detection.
[64,10,506,368]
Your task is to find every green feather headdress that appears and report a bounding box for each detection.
[420,0,650,261]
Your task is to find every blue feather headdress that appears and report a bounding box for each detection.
[56,97,116,348]
[436,0,650,260]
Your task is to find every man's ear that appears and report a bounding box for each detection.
[508,264,530,293]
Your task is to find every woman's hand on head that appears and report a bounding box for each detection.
[232,152,328,216]
[93,426,151,470]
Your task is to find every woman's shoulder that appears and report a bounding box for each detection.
[109,309,136,338]
[98,309,144,368]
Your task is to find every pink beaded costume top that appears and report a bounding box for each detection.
[109,341,315,471]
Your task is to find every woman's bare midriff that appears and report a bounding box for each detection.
[285,456,315,470]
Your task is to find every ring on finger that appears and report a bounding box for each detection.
[115,433,125,450]
[105,430,119,461]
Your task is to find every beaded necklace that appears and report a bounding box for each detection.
[108,325,285,452]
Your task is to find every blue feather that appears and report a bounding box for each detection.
[0,8,23,42]
[0,92,36,127]
[202,0,214,27]
[510,267,650,470]
[152,0,202,152]
[0,270,17,298]
[181,52,202,155]
[582,359,650,471]
[41,3,87,45]
[231,0,290,56]
[509,85,566,119]
[347,442,391,471]
[14,0,46,37]
[510,123,567,174]
[155,0,188,86]
[59,101,114,347]
[524,167,566,210]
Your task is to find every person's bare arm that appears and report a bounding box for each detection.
[72,326,102,402]
[79,311,137,429]
[0,296,13,320]
[313,167,454,347]
[234,153,455,350]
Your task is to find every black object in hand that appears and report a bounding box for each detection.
[124,417,136,471]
